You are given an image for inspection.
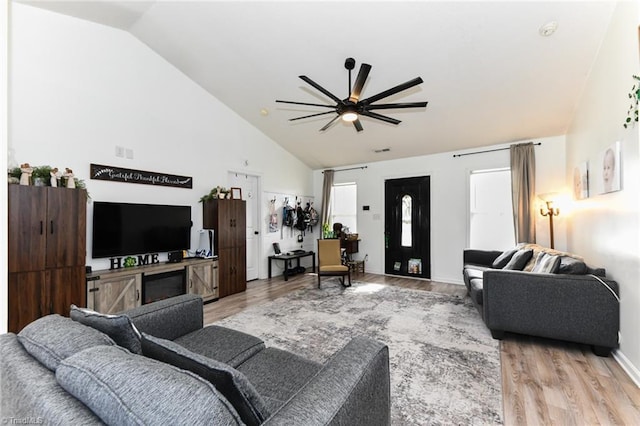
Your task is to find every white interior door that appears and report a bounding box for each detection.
[228,172,260,281]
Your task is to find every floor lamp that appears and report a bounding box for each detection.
[539,198,560,249]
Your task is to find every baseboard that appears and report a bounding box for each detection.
[613,348,640,388]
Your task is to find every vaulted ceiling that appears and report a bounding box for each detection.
[20,1,616,169]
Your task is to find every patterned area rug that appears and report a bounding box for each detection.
[214,280,503,425]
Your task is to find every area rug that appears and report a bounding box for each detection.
[214,280,503,425]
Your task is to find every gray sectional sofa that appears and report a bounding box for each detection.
[463,243,620,356]
[0,294,391,425]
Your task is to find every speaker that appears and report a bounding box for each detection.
[168,251,183,263]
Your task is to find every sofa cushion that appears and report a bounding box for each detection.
[491,248,518,269]
[17,315,115,371]
[56,345,242,425]
[558,256,588,275]
[503,249,533,270]
[175,325,265,367]
[141,333,269,426]
[468,278,484,306]
[70,305,142,354]
[236,347,322,413]
[531,252,561,274]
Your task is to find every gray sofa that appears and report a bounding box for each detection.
[463,244,619,356]
[1,294,391,425]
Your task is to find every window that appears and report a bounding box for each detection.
[401,194,412,247]
[331,182,357,233]
[469,168,514,250]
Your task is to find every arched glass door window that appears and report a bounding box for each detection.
[401,194,412,247]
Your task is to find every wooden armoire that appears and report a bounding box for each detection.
[8,185,87,332]
[203,199,246,298]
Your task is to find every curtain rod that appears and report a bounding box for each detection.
[452,142,541,158]
[322,166,368,173]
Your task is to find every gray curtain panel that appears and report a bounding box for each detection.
[510,142,536,244]
[320,169,334,236]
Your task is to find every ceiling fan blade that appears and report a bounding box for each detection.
[360,110,401,125]
[366,101,428,110]
[353,119,364,132]
[289,111,337,121]
[299,75,342,104]
[360,77,424,105]
[319,115,341,131]
[349,63,372,103]
[276,100,337,108]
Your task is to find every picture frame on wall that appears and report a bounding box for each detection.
[594,141,621,194]
[573,161,589,200]
[230,187,242,199]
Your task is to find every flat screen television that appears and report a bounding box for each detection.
[92,201,192,258]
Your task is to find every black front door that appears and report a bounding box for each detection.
[384,176,431,278]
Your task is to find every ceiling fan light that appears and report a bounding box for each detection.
[342,112,358,122]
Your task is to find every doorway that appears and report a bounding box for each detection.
[228,172,260,281]
[384,176,431,278]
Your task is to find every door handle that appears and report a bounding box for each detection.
[50,220,54,234]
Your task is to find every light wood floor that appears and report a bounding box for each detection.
[203,272,640,425]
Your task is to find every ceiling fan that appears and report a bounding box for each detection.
[276,57,428,132]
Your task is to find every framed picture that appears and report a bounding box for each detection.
[573,161,589,200]
[230,187,242,199]
[594,141,621,194]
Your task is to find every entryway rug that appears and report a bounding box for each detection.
[214,280,503,425]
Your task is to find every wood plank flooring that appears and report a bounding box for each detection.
[203,272,640,425]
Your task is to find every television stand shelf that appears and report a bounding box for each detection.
[86,257,218,315]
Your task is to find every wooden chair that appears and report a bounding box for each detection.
[317,239,351,288]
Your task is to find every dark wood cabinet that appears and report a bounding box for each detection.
[8,185,87,332]
[203,199,246,298]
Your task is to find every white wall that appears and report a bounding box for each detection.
[313,135,566,284]
[565,1,640,384]
[8,4,313,281]
[1,1,9,334]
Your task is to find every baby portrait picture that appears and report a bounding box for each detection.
[573,162,589,200]
[597,141,621,194]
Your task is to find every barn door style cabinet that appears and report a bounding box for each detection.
[86,258,218,314]
[203,199,246,298]
[8,185,87,332]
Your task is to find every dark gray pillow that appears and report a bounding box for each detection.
[18,314,115,371]
[502,249,533,270]
[56,345,242,425]
[141,333,269,426]
[70,305,142,354]
[557,256,588,275]
[491,249,518,269]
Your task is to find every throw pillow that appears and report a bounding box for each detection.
[141,333,269,426]
[56,345,242,425]
[557,256,588,275]
[70,305,142,354]
[531,252,561,274]
[491,248,518,269]
[502,249,533,270]
[18,314,115,371]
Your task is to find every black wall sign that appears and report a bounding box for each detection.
[90,164,193,189]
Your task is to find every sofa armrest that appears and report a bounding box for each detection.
[264,336,390,426]
[124,294,203,341]
[463,249,503,267]
[483,270,619,348]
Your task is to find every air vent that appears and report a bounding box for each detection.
[374,148,391,153]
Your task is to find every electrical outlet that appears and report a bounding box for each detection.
[115,146,125,157]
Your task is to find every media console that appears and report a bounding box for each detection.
[86,257,218,315]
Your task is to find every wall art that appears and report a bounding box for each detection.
[90,163,192,189]
[572,161,589,200]
[593,141,621,194]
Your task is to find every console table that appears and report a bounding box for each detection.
[268,251,315,281]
